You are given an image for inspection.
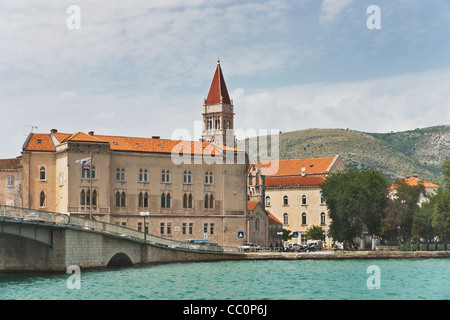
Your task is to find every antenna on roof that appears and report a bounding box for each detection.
[26,125,38,133]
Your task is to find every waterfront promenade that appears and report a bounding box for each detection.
[242,250,450,260]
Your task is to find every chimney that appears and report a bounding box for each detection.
[89,131,94,136]
[152,136,160,139]
[51,129,58,134]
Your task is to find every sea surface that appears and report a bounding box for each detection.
[1,259,449,300]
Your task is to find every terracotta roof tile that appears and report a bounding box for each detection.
[25,134,55,152]
[267,211,282,224]
[257,157,336,176]
[391,176,440,189]
[24,132,224,156]
[0,158,21,170]
[247,200,259,211]
[205,62,231,105]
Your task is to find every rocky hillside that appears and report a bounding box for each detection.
[244,125,449,185]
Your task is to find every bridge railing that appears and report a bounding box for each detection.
[0,205,240,254]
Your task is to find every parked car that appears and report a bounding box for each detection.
[308,240,323,250]
[238,243,261,252]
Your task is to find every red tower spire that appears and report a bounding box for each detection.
[205,60,231,105]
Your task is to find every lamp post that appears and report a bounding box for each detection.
[140,211,150,242]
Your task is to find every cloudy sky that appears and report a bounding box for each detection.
[1,0,449,158]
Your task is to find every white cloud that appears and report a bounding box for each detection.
[236,67,450,134]
[319,0,354,25]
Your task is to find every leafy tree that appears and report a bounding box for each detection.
[305,225,326,241]
[384,179,426,241]
[321,168,390,244]
[431,189,450,242]
[282,228,293,241]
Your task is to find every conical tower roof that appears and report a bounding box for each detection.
[205,60,231,105]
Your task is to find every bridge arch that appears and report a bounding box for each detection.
[106,252,134,267]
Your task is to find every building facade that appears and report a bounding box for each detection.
[248,156,346,247]
[1,61,269,248]
[0,158,22,207]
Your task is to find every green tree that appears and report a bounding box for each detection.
[384,179,426,241]
[320,168,390,244]
[431,189,450,242]
[282,228,293,242]
[305,225,326,241]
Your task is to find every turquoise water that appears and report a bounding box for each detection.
[0,259,449,300]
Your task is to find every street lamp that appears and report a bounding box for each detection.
[140,211,150,242]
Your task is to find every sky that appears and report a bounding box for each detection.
[1,0,450,159]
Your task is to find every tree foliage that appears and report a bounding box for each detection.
[320,168,390,243]
[305,225,326,241]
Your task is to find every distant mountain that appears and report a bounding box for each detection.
[243,125,450,185]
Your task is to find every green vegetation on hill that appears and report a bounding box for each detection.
[243,125,449,184]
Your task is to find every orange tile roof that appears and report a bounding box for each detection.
[24,131,231,156]
[391,176,440,189]
[205,62,231,105]
[247,200,259,211]
[265,175,326,187]
[257,157,336,176]
[267,211,282,224]
[0,158,21,170]
[25,133,55,152]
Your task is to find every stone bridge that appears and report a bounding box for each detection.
[0,206,245,272]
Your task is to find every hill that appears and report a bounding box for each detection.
[243,125,449,185]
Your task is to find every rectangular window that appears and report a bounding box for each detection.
[167,222,172,235]
[182,223,187,235]
[189,223,193,235]
[210,223,214,235]
[160,222,165,235]
[204,223,208,234]
[138,222,142,232]
[6,176,14,187]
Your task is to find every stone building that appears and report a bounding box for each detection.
[0,158,22,207]
[248,156,345,247]
[1,60,269,248]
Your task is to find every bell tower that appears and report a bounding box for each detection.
[202,60,235,148]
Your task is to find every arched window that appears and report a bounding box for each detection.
[321,195,325,205]
[39,167,46,180]
[209,172,213,184]
[188,171,192,184]
[92,190,97,206]
[166,170,171,183]
[283,213,288,225]
[120,191,126,207]
[39,191,46,207]
[302,213,307,225]
[139,192,144,207]
[183,193,188,208]
[139,169,143,182]
[86,189,90,205]
[144,192,149,208]
[265,196,271,206]
[204,194,209,209]
[115,191,121,207]
[255,218,260,230]
[188,193,193,209]
[209,194,214,209]
[144,169,148,182]
[161,170,166,183]
[116,168,121,181]
[121,169,126,181]
[321,212,326,225]
[80,190,85,205]
[283,195,288,206]
[183,171,187,183]
[302,195,307,205]
[166,193,171,208]
[161,193,166,208]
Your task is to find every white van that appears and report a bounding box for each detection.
[187,239,210,250]
[308,240,323,250]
